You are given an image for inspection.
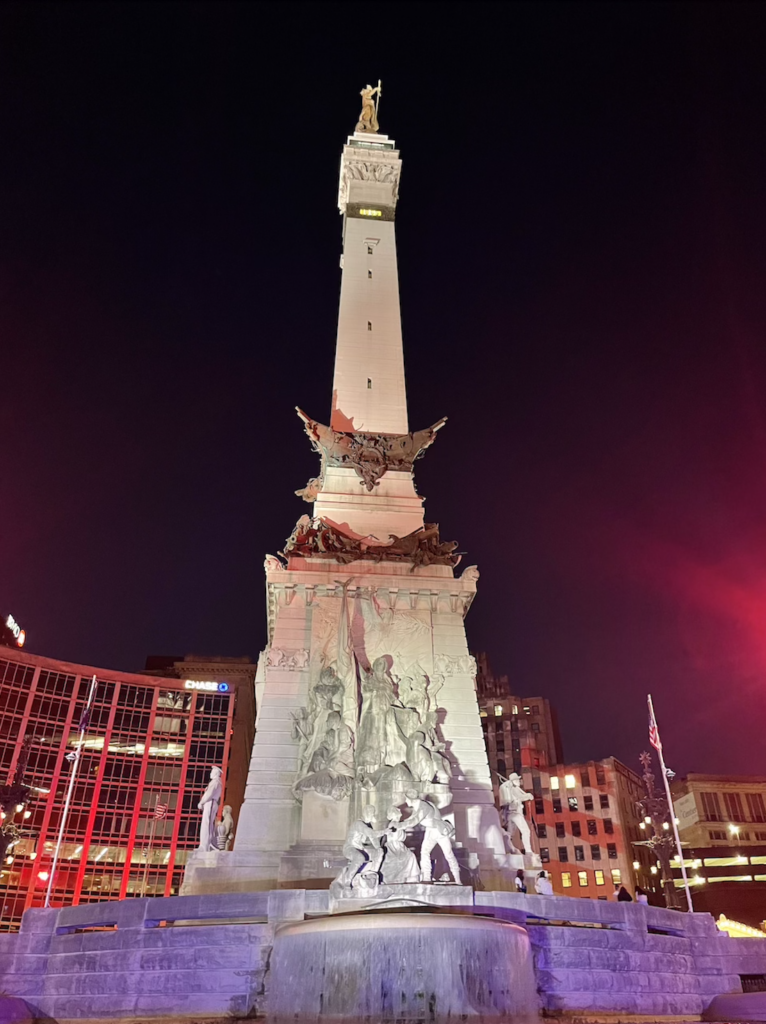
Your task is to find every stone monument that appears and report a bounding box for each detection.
[182,88,532,896]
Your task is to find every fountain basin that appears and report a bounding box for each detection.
[268,912,539,1022]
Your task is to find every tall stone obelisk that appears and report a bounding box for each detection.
[184,93,516,894]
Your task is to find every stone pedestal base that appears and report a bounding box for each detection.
[278,842,346,889]
[179,849,283,895]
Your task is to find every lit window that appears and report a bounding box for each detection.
[511,704,519,714]
[561,871,572,888]
[611,869,621,885]
[550,776,560,790]
[359,208,382,217]
[523,706,531,715]
[595,870,605,886]
[568,797,578,812]
[367,321,372,331]
[494,705,503,716]
[479,710,487,718]
[578,871,588,887]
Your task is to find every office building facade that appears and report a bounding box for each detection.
[0,648,254,931]
[671,773,766,926]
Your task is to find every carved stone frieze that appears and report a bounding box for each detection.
[265,648,310,671]
[338,159,400,212]
[296,407,446,495]
[433,653,477,677]
[282,515,460,571]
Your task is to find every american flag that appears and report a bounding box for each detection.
[648,698,662,753]
[154,803,168,820]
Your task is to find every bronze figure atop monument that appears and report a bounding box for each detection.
[356,81,381,133]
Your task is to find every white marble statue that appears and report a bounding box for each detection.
[216,805,234,850]
[197,766,223,852]
[498,773,534,854]
[381,805,420,884]
[332,806,386,890]
[356,657,403,775]
[293,710,355,801]
[292,666,345,789]
[402,790,461,883]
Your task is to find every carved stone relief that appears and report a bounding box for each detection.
[338,160,400,212]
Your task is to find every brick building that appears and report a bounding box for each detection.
[519,758,659,900]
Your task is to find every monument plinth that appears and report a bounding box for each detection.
[182,112,516,898]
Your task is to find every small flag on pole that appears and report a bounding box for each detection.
[648,703,662,752]
[154,803,168,820]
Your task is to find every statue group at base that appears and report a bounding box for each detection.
[330,790,459,895]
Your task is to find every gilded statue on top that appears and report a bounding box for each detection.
[356,81,381,133]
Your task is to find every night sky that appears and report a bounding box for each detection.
[3,2,766,777]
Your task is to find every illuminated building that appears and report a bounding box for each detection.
[0,648,255,932]
[474,653,562,798]
[520,758,658,900]
[669,773,766,926]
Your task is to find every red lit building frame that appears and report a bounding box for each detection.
[0,650,244,931]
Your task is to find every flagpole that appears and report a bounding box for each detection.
[140,817,157,898]
[648,694,693,912]
[45,674,98,908]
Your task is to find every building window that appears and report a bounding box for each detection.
[367,379,372,389]
[511,704,519,715]
[534,798,544,816]
[561,871,572,888]
[603,818,614,835]
[367,246,373,254]
[580,770,591,788]
[531,722,540,733]
[532,705,539,714]
[523,706,531,715]
[540,848,550,863]
[740,830,751,841]
[571,821,582,837]
[359,208,382,217]
[600,794,609,809]
[568,797,578,812]
[607,843,617,859]
[367,270,373,279]
[584,795,594,811]
[747,793,766,823]
[558,847,569,862]
[565,774,576,790]
[550,776,560,790]
[595,766,606,786]
[553,799,562,814]
[595,870,605,886]
[537,823,547,838]
[591,844,601,861]
[724,792,744,821]
[494,705,503,717]
[555,822,565,839]
[578,871,588,887]
[701,792,722,821]
[587,820,598,836]
[611,869,621,885]
[755,830,766,841]
[367,321,372,331]
[709,830,726,840]
[574,846,584,862]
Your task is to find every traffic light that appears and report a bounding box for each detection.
[1,614,26,649]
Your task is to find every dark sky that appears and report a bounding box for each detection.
[2,1,766,777]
